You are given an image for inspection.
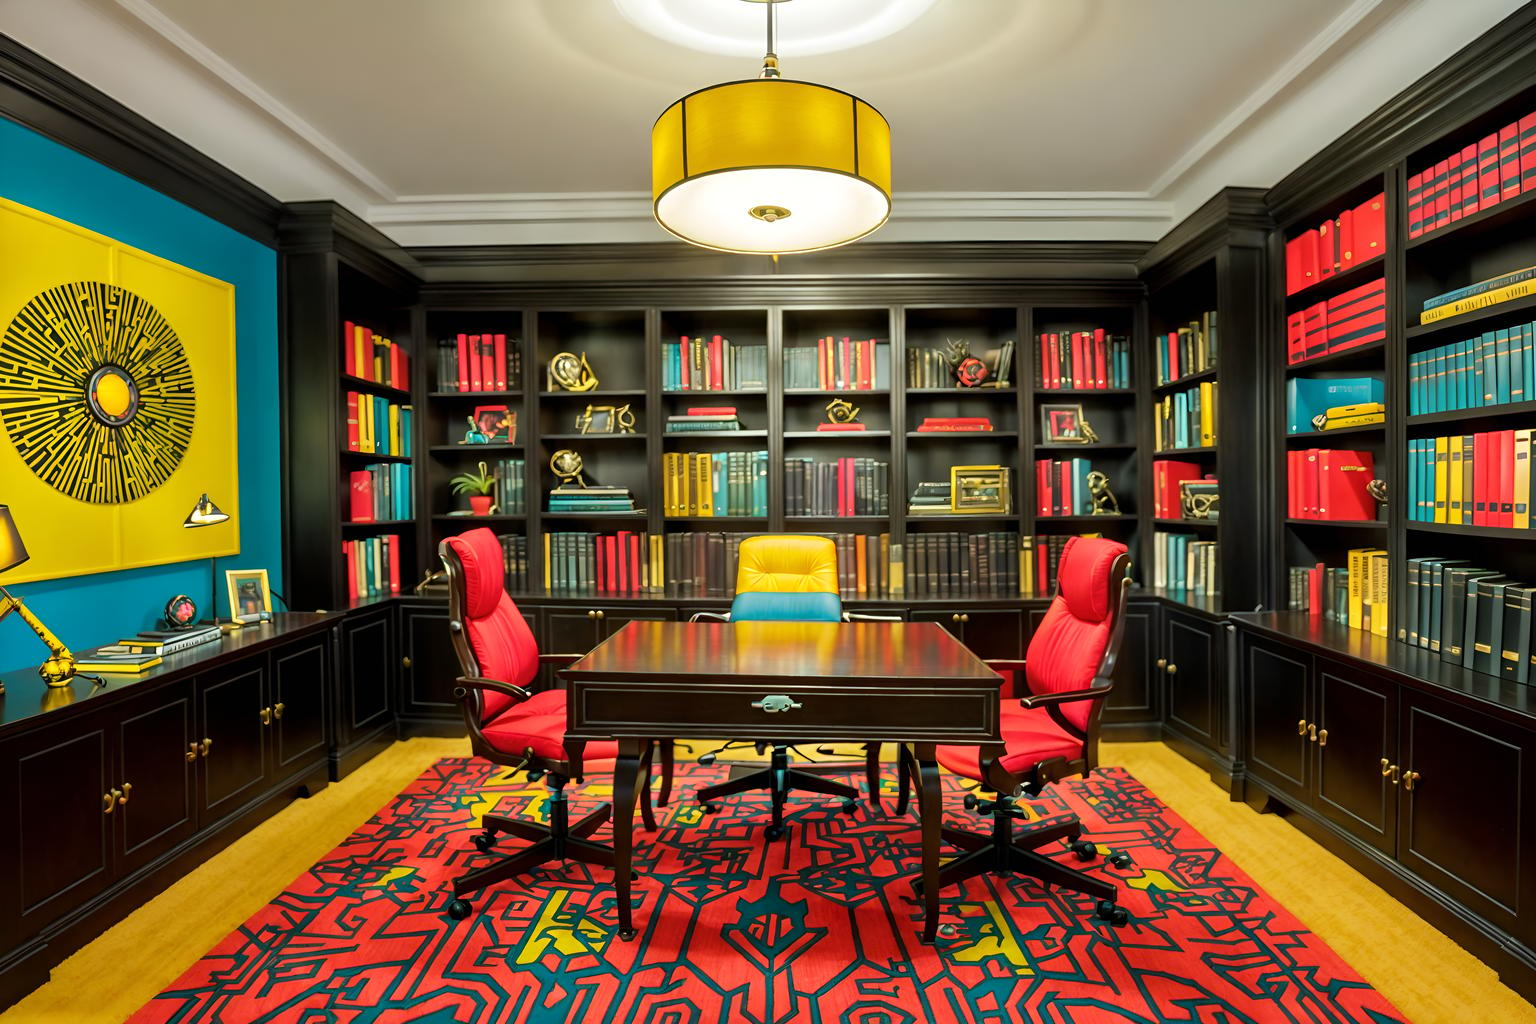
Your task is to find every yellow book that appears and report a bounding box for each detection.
[650,533,663,592]
[542,532,552,592]
[1198,381,1215,446]
[694,453,711,516]
[359,396,374,453]
[1370,552,1390,637]
[662,454,675,515]
[353,325,367,381]
[1448,435,1465,524]
[1434,436,1449,523]
[1347,547,1370,629]
[1323,402,1386,419]
[1421,278,1536,323]
[1517,429,1533,530]
[388,404,401,457]
[1321,412,1386,430]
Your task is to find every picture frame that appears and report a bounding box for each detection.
[949,465,1011,514]
[472,405,516,443]
[1179,480,1220,520]
[1040,403,1090,443]
[224,568,272,622]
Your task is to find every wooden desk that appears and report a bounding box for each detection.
[563,619,1002,942]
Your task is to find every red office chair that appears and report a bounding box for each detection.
[438,528,660,921]
[928,536,1133,924]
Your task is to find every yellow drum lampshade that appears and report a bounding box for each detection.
[0,505,29,574]
[652,78,891,255]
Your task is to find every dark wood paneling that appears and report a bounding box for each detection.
[1164,610,1218,747]
[398,603,460,719]
[115,694,197,876]
[1243,637,1311,804]
[272,640,329,774]
[196,658,269,824]
[1315,662,1398,856]
[13,721,111,937]
[342,609,394,734]
[1105,601,1157,722]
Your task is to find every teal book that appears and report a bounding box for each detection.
[1497,329,1513,405]
[1286,376,1384,434]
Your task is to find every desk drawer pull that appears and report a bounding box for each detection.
[750,694,803,713]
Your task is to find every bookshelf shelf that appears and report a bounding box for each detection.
[1283,254,1386,310]
[1033,441,1134,451]
[1155,446,1218,456]
[1404,291,1536,341]
[662,430,769,439]
[1406,183,1536,252]
[541,433,646,442]
[662,389,768,398]
[1284,424,1387,440]
[1032,387,1135,396]
[341,450,411,463]
[433,514,526,523]
[429,443,521,454]
[342,519,414,531]
[906,513,1019,522]
[786,514,890,523]
[539,389,648,399]
[1406,401,1536,427]
[909,430,1019,440]
[784,389,891,397]
[1285,341,1385,373]
[1154,518,1219,528]
[429,390,522,399]
[663,515,769,523]
[340,374,410,400]
[1406,521,1536,539]
[906,387,1017,395]
[1036,515,1135,524]
[1153,366,1219,394]
[542,511,649,520]
[1285,518,1387,529]
[783,430,891,440]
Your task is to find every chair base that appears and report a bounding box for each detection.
[695,744,860,839]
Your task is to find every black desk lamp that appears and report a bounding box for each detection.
[0,504,77,691]
[183,493,231,629]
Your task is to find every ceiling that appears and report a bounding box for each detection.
[2,0,1529,246]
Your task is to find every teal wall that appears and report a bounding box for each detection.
[0,117,281,674]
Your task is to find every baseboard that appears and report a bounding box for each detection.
[1101,721,1162,741]
[1158,726,1240,797]
[329,722,398,781]
[396,714,470,739]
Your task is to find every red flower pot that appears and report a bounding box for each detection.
[468,495,494,516]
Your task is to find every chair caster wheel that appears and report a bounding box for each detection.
[700,802,718,814]
[841,799,858,815]
[1095,900,1128,926]
[1071,840,1097,861]
[447,899,474,921]
[963,793,978,810]
[618,928,636,941]
[764,824,786,841]
[1109,851,1133,869]
[472,832,498,853]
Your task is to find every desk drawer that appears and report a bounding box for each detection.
[568,681,1000,743]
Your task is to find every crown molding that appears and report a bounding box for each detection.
[1138,187,1272,290]
[279,201,418,293]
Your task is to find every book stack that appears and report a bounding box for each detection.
[492,458,526,515]
[1286,376,1384,434]
[662,451,768,516]
[1403,559,1536,681]
[904,531,1020,598]
[1419,267,1536,327]
[1153,533,1220,596]
[1035,458,1097,516]
[1288,549,1388,637]
[661,531,752,598]
[915,416,993,433]
[348,463,414,522]
[1285,449,1377,520]
[436,333,520,392]
[1284,192,1387,293]
[548,485,637,514]
[544,531,661,595]
[1410,321,1536,413]
[787,337,888,390]
[664,336,767,391]
[1152,313,1217,386]
[784,457,889,516]
[1408,111,1536,239]
[1034,330,1131,390]
[345,392,413,456]
[498,533,530,593]
[1407,430,1536,527]
[665,406,743,432]
[343,534,402,601]
[1154,381,1218,450]
[342,321,411,389]
[78,624,224,673]
[124,625,223,655]
[907,481,952,516]
[1286,278,1386,365]
[1152,460,1209,519]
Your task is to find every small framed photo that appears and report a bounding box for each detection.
[950,465,1012,514]
[1040,403,1089,443]
[1179,480,1220,520]
[472,405,515,443]
[225,568,272,622]
[577,404,616,434]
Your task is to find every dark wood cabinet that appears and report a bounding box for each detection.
[1314,661,1397,855]
[911,608,1022,661]
[397,601,460,725]
[1104,599,1157,726]
[271,639,329,776]
[114,693,197,876]
[195,656,269,825]
[337,606,395,758]
[1163,608,1220,750]
[1243,634,1311,805]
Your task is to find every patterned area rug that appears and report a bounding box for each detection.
[131,758,1403,1023]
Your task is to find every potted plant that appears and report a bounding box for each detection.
[450,462,497,516]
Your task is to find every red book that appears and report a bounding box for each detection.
[1326,279,1386,354]
[1301,449,1321,519]
[1406,171,1426,239]
[862,338,875,390]
[388,539,400,594]
[479,336,494,392]
[686,406,737,416]
[1318,449,1375,521]
[493,334,507,390]
[1446,146,1465,222]
[1479,132,1503,210]
[816,337,827,389]
[1165,331,1180,382]
[391,342,406,390]
[349,470,373,522]
[630,534,643,594]
[343,320,357,376]
[1500,123,1522,201]
[1474,432,1490,525]
[344,542,358,603]
[1153,459,1203,518]
[1285,234,1302,294]
[1297,228,1320,290]
[677,336,691,390]
[1309,563,1325,616]
[1287,451,1302,518]
[710,335,724,390]
[841,336,852,390]
[1050,333,1063,389]
[1337,207,1355,270]
[1520,113,1536,195]
[1355,193,1385,259]
[1035,460,1051,516]
[1318,218,1335,280]
[1285,312,1304,365]
[615,533,629,594]
[1432,158,1452,230]
[456,333,471,391]
[1499,429,1516,527]
[1038,335,1051,388]
[1093,328,1108,388]
[1460,143,1481,218]
[1302,301,1329,360]
[346,392,360,451]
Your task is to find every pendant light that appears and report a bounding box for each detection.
[650,0,892,255]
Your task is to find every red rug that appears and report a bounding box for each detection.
[131,758,1403,1023]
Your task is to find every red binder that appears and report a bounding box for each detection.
[1354,193,1386,259]
[493,334,507,390]
[1499,429,1515,528]
[1445,147,1465,222]
[349,470,373,523]
[1301,449,1321,519]
[1318,449,1375,521]
[1460,143,1481,218]
[1406,171,1425,239]
[1479,132,1502,210]
[1318,219,1335,280]
[479,336,494,392]
[456,333,471,391]
[1093,328,1108,388]
[1286,312,1305,365]
[344,542,358,603]
[388,539,400,594]
[1473,432,1490,526]
[343,321,356,376]
[346,392,360,451]
[1432,158,1452,231]
[1285,234,1302,294]
[1297,229,1320,290]
[1520,113,1536,195]
[1337,207,1355,270]
[630,533,643,594]
[1500,123,1521,201]
[1286,451,1302,518]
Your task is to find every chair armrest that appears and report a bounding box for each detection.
[452,676,532,703]
[984,659,1028,673]
[1018,682,1113,710]
[538,653,585,669]
[690,611,731,622]
[843,612,901,622]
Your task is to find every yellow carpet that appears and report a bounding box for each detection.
[2,739,1532,1023]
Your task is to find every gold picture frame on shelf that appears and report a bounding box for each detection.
[1040,403,1098,444]
[576,403,637,434]
[950,465,1011,514]
[224,568,272,624]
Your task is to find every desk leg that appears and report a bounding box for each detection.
[914,742,943,944]
[613,737,644,941]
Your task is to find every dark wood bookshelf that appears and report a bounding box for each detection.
[429,443,522,453]
[432,513,526,523]
[784,389,891,397]
[1407,400,1536,427]
[428,389,522,399]
[342,518,414,530]
[1283,340,1386,372]
[1282,253,1385,309]
[1033,441,1133,450]
[1152,366,1219,394]
[908,430,1018,440]
[1285,518,1388,529]
[1406,180,1536,252]
[1032,387,1135,396]
[1407,521,1536,539]
[1153,518,1219,528]
[1283,423,1386,440]
[541,432,645,442]
[1403,291,1536,341]
[539,389,647,399]
[906,387,1017,395]
[1154,445,1218,456]
[782,430,891,439]
[340,373,410,400]
[661,389,768,397]
[340,449,412,463]
[661,430,769,439]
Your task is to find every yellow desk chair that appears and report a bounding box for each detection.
[690,535,892,840]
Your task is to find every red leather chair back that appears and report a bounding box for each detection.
[1025,536,1129,732]
[443,528,539,723]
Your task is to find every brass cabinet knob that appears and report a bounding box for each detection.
[951,614,962,624]
[185,743,199,763]
[1308,723,1317,742]
[201,737,213,757]
[1300,720,1310,736]
[402,656,412,669]
[1156,658,1167,668]
[1318,728,1328,747]
[588,610,597,620]
[960,613,969,623]
[274,702,285,720]
[1404,770,1421,791]
[596,610,605,621]
[1380,757,1392,776]
[102,792,117,814]
[1166,663,1177,675]
[259,706,273,726]
[119,782,132,805]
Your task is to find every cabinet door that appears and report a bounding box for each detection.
[115,690,197,876]
[1104,601,1156,723]
[7,716,114,939]
[341,609,394,739]
[272,638,329,775]
[1164,610,1218,748]
[598,606,676,642]
[909,609,965,643]
[1314,662,1397,855]
[957,609,1024,660]
[1398,692,1536,943]
[543,608,602,657]
[398,603,461,720]
[1242,636,1311,804]
[197,656,269,825]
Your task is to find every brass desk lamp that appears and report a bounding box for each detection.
[0,505,77,691]
[183,493,231,629]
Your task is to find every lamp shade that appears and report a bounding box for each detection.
[0,505,29,574]
[183,493,230,528]
[652,78,891,255]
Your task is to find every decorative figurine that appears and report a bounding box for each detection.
[547,351,599,392]
[550,449,588,488]
[942,338,990,388]
[461,416,490,444]
[1367,478,1387,504]
[817,398,865,432]
[577,403,638,434]
[1087,470,1120,515]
